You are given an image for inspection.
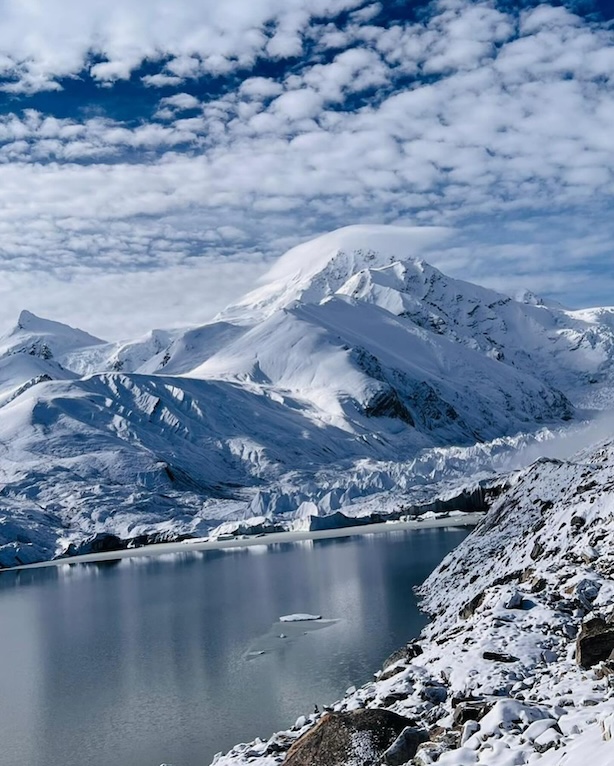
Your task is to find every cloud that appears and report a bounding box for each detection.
[0,256,269,340]
[159,93,201,111]
[0,0,612,337]
[0,0,365,91]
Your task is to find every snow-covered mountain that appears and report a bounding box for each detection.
[1,225,614,566]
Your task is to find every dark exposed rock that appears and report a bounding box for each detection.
[452,699,493,726]
[383,641,423,670]
[308,512,372,532]
[530,577,548,593]
[62,533,124,556]
[283,710,416,766]
[380,690,410,706]
[363,388,416,426]
[571,515,586,530]
[482,650,520,663]
[265,733,296,754]
[378,664,406,682]
[59,529,195,559]
[576,617,614,669]
[459,591,485,619]
[530,540,545,560]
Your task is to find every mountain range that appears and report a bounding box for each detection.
[1,225,613,566]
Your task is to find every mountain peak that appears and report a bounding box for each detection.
[263,225,450,284]
[15,309,45,330]
[219,224,451,323]
[11,310,103,340]
[16,309,58,332]
[2,310,105,362]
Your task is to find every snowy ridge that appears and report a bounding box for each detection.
[211,440,614,766]
[0,224,614,565]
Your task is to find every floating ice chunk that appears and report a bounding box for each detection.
[279,613,322,622]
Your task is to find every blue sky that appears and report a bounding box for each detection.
[0,0,612,338]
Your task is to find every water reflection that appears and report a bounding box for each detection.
[0,527,468,766]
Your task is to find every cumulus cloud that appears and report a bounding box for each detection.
[0,0,364,91]
[159,93,201,111]
[0,0,612,336]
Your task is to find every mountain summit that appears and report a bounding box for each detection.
[0,225,613,566]
[219,224,451,322]
[1,309,104,361]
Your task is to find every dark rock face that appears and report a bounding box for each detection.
[576,617,614,669]
[62,533,124,557]
[308,512,372,532]
[283,710,419,766]
[530,540,545,560]
[420,683,447,704]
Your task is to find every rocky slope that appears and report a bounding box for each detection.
[1,225,614,566]
[211,439,614,766]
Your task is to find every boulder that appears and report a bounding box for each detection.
[283,710,418,766]
[576,617,614,669]
[420,684,447,704]
[504,589,524,609]
[383,726,430,765]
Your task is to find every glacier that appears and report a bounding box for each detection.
[1,224,613,567]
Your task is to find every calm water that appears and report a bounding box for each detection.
[0,527,469,766]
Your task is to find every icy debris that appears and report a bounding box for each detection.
[279,614,322,622]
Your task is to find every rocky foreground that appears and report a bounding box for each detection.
[211,440,614,766]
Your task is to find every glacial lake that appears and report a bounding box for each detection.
[0,526,469,766]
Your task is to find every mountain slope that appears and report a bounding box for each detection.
[0,224,613,565]
[192,296,572,440]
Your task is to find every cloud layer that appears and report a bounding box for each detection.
[0,0,612,337]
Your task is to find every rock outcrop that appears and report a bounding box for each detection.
[283,710,419,766]
[576,616,614,669]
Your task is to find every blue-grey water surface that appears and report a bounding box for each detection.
[0,526,469,766]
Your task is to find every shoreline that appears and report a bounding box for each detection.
[212,447,614,766]
[5,512,483,572]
